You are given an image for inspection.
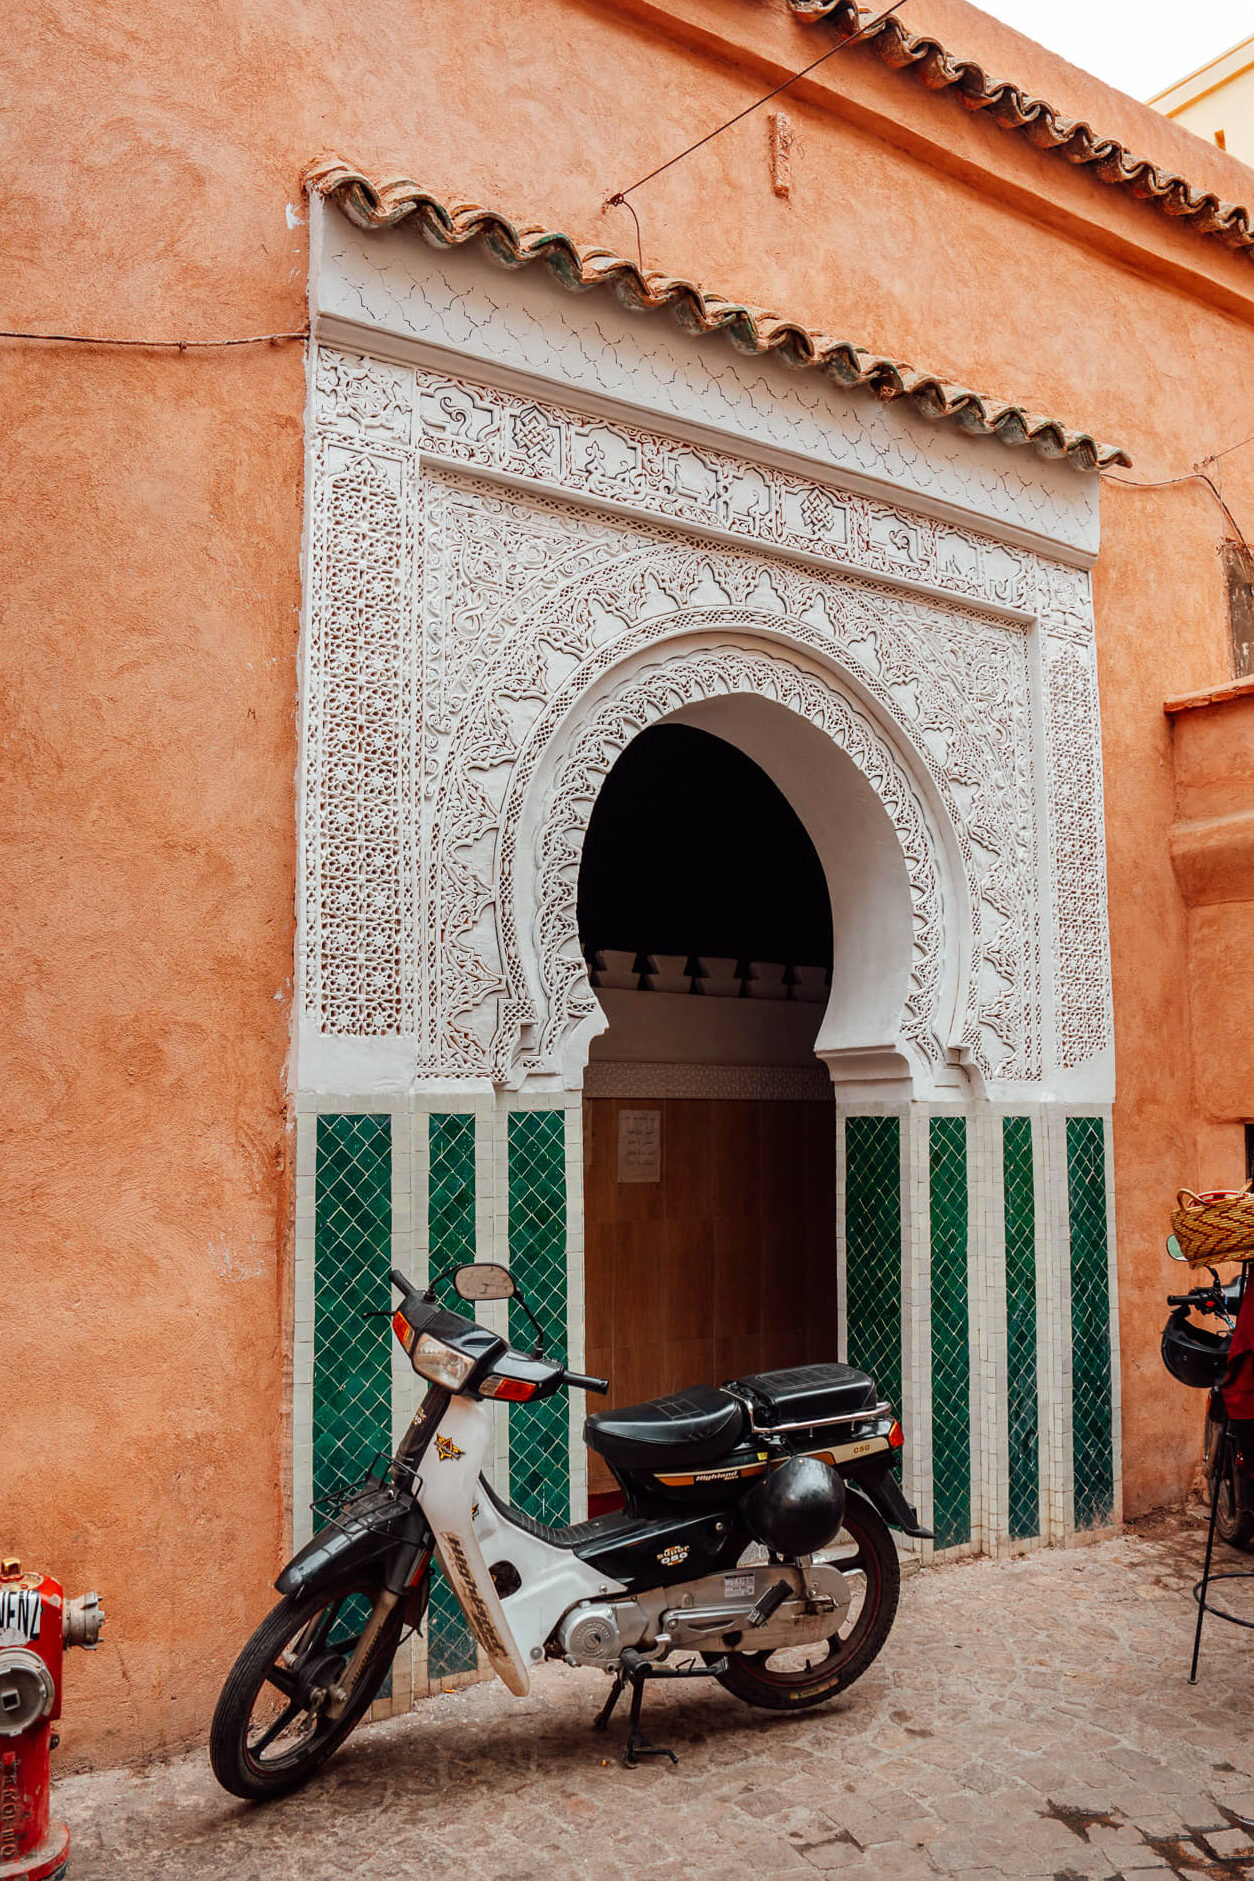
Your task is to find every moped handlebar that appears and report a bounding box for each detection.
[561,1369,609,1394]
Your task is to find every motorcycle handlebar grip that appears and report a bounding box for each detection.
[562,1370,609,1394]
[390,1267,417,1294]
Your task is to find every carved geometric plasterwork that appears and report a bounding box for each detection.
[301,345,1114,1095]
[317,215,1101,555]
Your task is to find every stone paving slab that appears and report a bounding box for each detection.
[54,1512,1254,1880]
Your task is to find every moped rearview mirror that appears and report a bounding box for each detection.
[1166,1234,1187,1263]
[453,1262,516,1302]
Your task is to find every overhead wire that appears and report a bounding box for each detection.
[1107,434,1254,560]
[604,0,909,267]
[0,327,308,349]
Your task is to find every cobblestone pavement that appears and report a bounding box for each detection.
[58,1512,1254,1880]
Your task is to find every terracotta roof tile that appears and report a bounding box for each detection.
[789,0,1254,258]
[305,161,1129,471]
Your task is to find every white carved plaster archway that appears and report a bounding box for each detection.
[497,630,972,1097]
[300,341,1119,1103]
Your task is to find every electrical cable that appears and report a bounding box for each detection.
[0,326,308,349]
[1107,463,1253,559]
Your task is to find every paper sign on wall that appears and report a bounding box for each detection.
[618,1109,661,1184]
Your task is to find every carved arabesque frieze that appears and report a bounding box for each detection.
[1044,630,1114,1067]
[323,229,1099,551]
[302,347,1111,1090]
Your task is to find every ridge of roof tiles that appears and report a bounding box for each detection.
[789,0,1254,258]
[305,161,1130,471]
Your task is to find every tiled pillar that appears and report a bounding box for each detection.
[1003,1116,1041,1543]
[969,1105,1007,1556]
[1038,1107,1073,1544]
[424,1111,480,1680]
[506,1106,572,1523]
[929,1115,971,1552]
[311,1113,394,1507]
[843,1113,904,1415]
[1066,1114,1117,1531]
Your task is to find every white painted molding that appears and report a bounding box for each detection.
[296,223,1114,1107]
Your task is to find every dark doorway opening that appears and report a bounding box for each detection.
[577,723,838,1512]
[577,723,833,969]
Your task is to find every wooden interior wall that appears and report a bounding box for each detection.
[582,1096,837,1498]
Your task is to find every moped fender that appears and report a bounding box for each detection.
[418,1397,532,1697]
[845,1456,933,1539]
[276,1484,428,1600]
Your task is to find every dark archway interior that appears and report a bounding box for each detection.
[577,724,833,969]
[577,721,838,1508]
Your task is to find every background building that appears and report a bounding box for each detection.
[1151,33,1254,166]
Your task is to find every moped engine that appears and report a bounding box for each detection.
[555,1561,850,1666]
[661,1561,850,1654]
[556,1600,648,1667]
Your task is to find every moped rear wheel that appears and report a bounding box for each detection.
[209,1575,413,1801]
[1206,1408,1254,1550]
[707,1493,900,1711]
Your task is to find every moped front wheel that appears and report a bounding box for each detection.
[707,1493,901,1712]
[209,1574,414,1801]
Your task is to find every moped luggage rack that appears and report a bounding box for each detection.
[308,1454,410,1537]
[724,1387,894,1437]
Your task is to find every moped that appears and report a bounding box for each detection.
[210,1260,930,1797]
[1162,1242,1254,1548]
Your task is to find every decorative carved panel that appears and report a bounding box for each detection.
[302,348,1112,1094]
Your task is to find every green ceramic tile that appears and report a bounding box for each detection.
[426,1562,479,1680]
[426,1113,479,1678]
[1068,1116,1114,1531]
[845,1115,903,1420]
[429,1113,477,1275]
[1003,1116,1040,1542]
[508,1110,569,1524]
[313,1114,393,1504]
[930,1115,970,1551]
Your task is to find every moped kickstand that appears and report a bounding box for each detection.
[591,1648,729,1769]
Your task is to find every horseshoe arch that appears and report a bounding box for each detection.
[496,629,976,1099]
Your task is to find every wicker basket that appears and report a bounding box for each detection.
[1171,1185,1254,1268]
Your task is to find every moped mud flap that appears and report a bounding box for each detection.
[847,1459,933,1539]
[418,1397,531,1696]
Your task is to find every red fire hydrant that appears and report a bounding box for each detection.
[0,1559,103,1881]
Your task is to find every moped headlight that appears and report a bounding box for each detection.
[410,1331,476,1390]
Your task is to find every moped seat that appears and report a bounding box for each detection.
[585,1385,747,1471]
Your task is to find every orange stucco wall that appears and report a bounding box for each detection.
[6,0,1254,1764]
[1168,683,1254,1172]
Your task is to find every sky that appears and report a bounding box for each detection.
[969,1,1254,101]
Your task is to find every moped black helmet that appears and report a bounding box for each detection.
[1161,1305,1231,1390]
[740,1455,846,1557]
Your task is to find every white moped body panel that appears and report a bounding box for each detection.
[471,1486,625,1661]
[416,1396,625,1695]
